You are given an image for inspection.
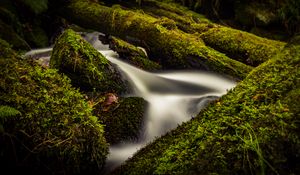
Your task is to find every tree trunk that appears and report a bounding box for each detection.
[127,0,286,66]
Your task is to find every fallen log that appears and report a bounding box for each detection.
[108,36,162,71]
[59,0,253,80]
[111,37,300,174]
[134,0,286,66]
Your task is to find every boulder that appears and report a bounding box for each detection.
[50,29,128,94]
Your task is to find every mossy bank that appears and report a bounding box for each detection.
[0,39,108,174]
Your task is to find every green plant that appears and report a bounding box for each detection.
[0,105,21,118]
[0,105,20,133]
[236,123,279,175]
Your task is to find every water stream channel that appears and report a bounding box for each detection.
[24,32,237,174]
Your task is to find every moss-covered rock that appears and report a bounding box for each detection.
[111,37,300,174]
[0,39,108,174]
[109,36,162,71]
[61,0,253,80]
[50,29,128,93]
[92,95,147,144]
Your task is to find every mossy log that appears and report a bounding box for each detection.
[94,96,147,144]
[0,39,108,174]
[60,0,253,80]
[137,0,286,66]
[111,38,300,174]
[50,29,128,94]
[108,36,162,71]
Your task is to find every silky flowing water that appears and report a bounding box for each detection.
[24,32,237,174]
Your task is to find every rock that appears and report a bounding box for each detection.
[94,96,147,144]
[50,29,128,94]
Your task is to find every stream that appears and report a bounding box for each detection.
[24,32,237,174]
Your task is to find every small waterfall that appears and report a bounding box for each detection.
[99,48,236,173]
[24,32,237,174]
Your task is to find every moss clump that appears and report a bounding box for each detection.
[94,96,147,144]
[111,38,300,174]
[61,0,253,79]
[109,36,162,71]
[0,39,108,174]
[50,29,127,93]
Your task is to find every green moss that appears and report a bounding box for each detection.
[111,38,300,174]
[0,39,108,174]
[134,0,286,67]
[149,27,252,79]
[62,0,253,79]
[94,96,147,144]
[200,26,286,66]
[50,29,128,93]
[109,36,162,71]
[138,0,211,32]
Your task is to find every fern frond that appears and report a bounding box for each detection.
[0,105,21,119]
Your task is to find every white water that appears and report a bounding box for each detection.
[99,48,236,174]
[24,32,237,174]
